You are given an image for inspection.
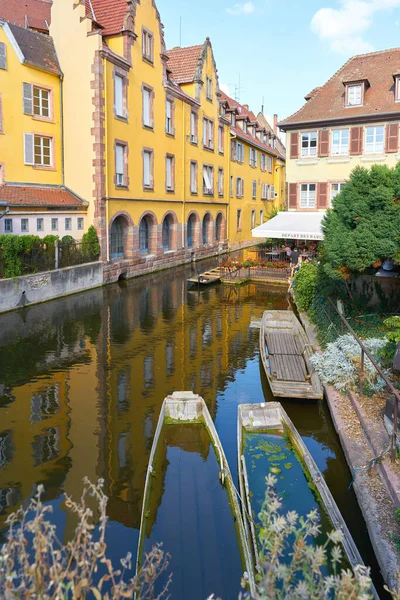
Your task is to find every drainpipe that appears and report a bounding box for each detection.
[60,75,65,185]
[181,102,186,249]
[104,57,110,262]
[0,205,9,221]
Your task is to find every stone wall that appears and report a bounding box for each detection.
[0,262,103,313]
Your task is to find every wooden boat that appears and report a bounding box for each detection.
[237,402,379,599]
[136,392,255,597]
[260,310,323,399]
[187,267,221,287]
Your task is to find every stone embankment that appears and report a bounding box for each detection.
[299,310,400,591]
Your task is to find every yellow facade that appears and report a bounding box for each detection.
[0,24,62,185]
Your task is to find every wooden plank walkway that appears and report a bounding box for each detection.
[187,267,221,286]
[270,354,306,382]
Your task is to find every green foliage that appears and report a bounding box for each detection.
[61,235,75,245]
[384,317,400,344]
[321,164,400,279]
[0,234,52,278]
[394,508,400,522]
[293,262,318,311]
[82,225,100,261]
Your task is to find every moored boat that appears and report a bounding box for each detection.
[260,310,323,399]
[136,392,255,599]
[237,401,378,598]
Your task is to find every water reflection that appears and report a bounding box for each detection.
[0,262,383,596]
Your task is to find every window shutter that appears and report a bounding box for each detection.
[24,133,34,165]
[318,130,330,157]
[350,127,363,155]
[290,132,299,159]
[386,123,399,153]
[0,43,6,70]
[288,183,297,208]
[270,185,275,199]
[317,182,328,209]
[22,83,33,115]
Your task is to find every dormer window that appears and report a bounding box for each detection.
[395,76,400,102]
[243,121,247,133]
[344,80,366,107]
[232,113,236,127]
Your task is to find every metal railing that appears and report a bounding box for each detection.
[326,297,399,461]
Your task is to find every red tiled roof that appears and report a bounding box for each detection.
[280,47,400,127]
[90,0,126,37]
[219,91,285,160]
[0,0,51,32]
[0,185,87,208]
[166,44,203,84]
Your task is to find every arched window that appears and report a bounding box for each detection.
[202,214,211,245]
[187,214,196,248]
[216,213,223,241]
[162,216,171,250]
[111,217,125,259]
[139,217,149,253]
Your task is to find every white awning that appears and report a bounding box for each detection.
[252,211,326,240]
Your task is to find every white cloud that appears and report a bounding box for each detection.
[226,2,256,16]
[311,0,400,54]
[219,82,231,95]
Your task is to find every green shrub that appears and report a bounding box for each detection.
[61,235,75,245]
[82,225,100,260]
[293,262,319,311]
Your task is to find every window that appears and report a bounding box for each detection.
[300,183,316,208]
[4,218,12,233]
[250,148,257,168]
[142,87,153,128]
[260,153,266,171]
[203,118,214,149]
[218,168,224,196]
[218,125,224,153]
[114,75,124,118]
[332,129,349,155]
[396,77,400,102]
[206,77,213,100]
[37,218,44,232]
[330,182,346,204]
[251,210,256,229]
[65,218,72,231]
[230,175,234,197]
[270,185,275,199]
[236,141,244,163]
[190,111,198,143]
[162,217,172,250]
[190,161,198,193]
[203,165,214,195]
[143,149,153,189]
[301,132,317,157]
[139,217,151,253]
[365,126,384,153]
[77,217,84,230]
[347,84,362,106]
[166,99,173,134]
[111,217,124,258]
[24,132,52,166]
[243,121,247,134]
[259,210,264,225]
[51,218,58,231]
[166,155,174,191]
[21,218,29,232]
[236,177,244,198]
[115,144,125,186]
[236,209,242,231]
[267,156,273,173]
[33,87,50,118]
[142,29,153,62]
[261,183,269,200]
[0,42,6,70]
[252,180,256,199]
[232,113,236,127]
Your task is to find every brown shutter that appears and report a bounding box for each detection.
[290,132,299,159]
[350,127,363,155]
[317,182,328,209]
[289,183,297,209]
[386,123,399,153]
[318,130,330,157]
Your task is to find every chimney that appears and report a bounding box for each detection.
[243,104,249,110]
[273,114,278,135]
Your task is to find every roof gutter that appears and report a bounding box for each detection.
[279,110,400,131]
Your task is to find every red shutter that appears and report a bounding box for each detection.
[290,132,299,159]
[318,130,330,157]
[289,183,297,209]
[386,123,399,153]
[350,127,363,155]
[317,182,328,209]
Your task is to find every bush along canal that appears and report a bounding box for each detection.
[0,257,386,598]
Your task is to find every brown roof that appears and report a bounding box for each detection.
[0,185,87,208]
[90,0,126,37]
[280,47,400,128]
[6,21,61,75]
[166,44,203,84]
[0,0,51,32]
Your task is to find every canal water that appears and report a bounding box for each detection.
[0,257,384,598]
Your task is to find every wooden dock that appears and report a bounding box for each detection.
[187,267,221,287]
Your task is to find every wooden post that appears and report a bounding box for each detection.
[392,398,399,461]
[55,240,59,270]
[360,349,364,396]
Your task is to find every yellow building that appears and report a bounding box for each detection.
[0,0,285,280]
[0,18,88,238]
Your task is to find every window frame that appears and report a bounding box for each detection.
[51,218,58,232]
[4,218,12,233]
[203,117,214,150]
[365,125,385,154]
[267,155,273,173]
[142,28,154,63]
[299,183,317,209]
[218,167,224,197]
[77,217,84,231]
[346,83,363,107]
[330,182,346,205]
[143,148,154,191]
[33,134,53,168]
[142,85,154,130]
[190,111,198,144]
[33,86,51,120]
[165,98,174,136]
[252,180,256,199]
[260,153,266,172]
[218,125,224,153]
[251,210,256,230]
[115,140,129,188]
[250,148,257,168]
[37,217,44,232]
[190,160,198,194]
[331,129,349,156]
[236,177,244,198]
[202,164,214,195]
[114,72,128,120]
[65,217,72,231]
[166,154,175,192]
[301,132,318,158]
[236,209,242,232]
[21,218,29,233]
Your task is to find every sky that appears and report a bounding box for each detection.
[157,0,400,130]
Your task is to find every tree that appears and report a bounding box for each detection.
[322,164,400,280]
